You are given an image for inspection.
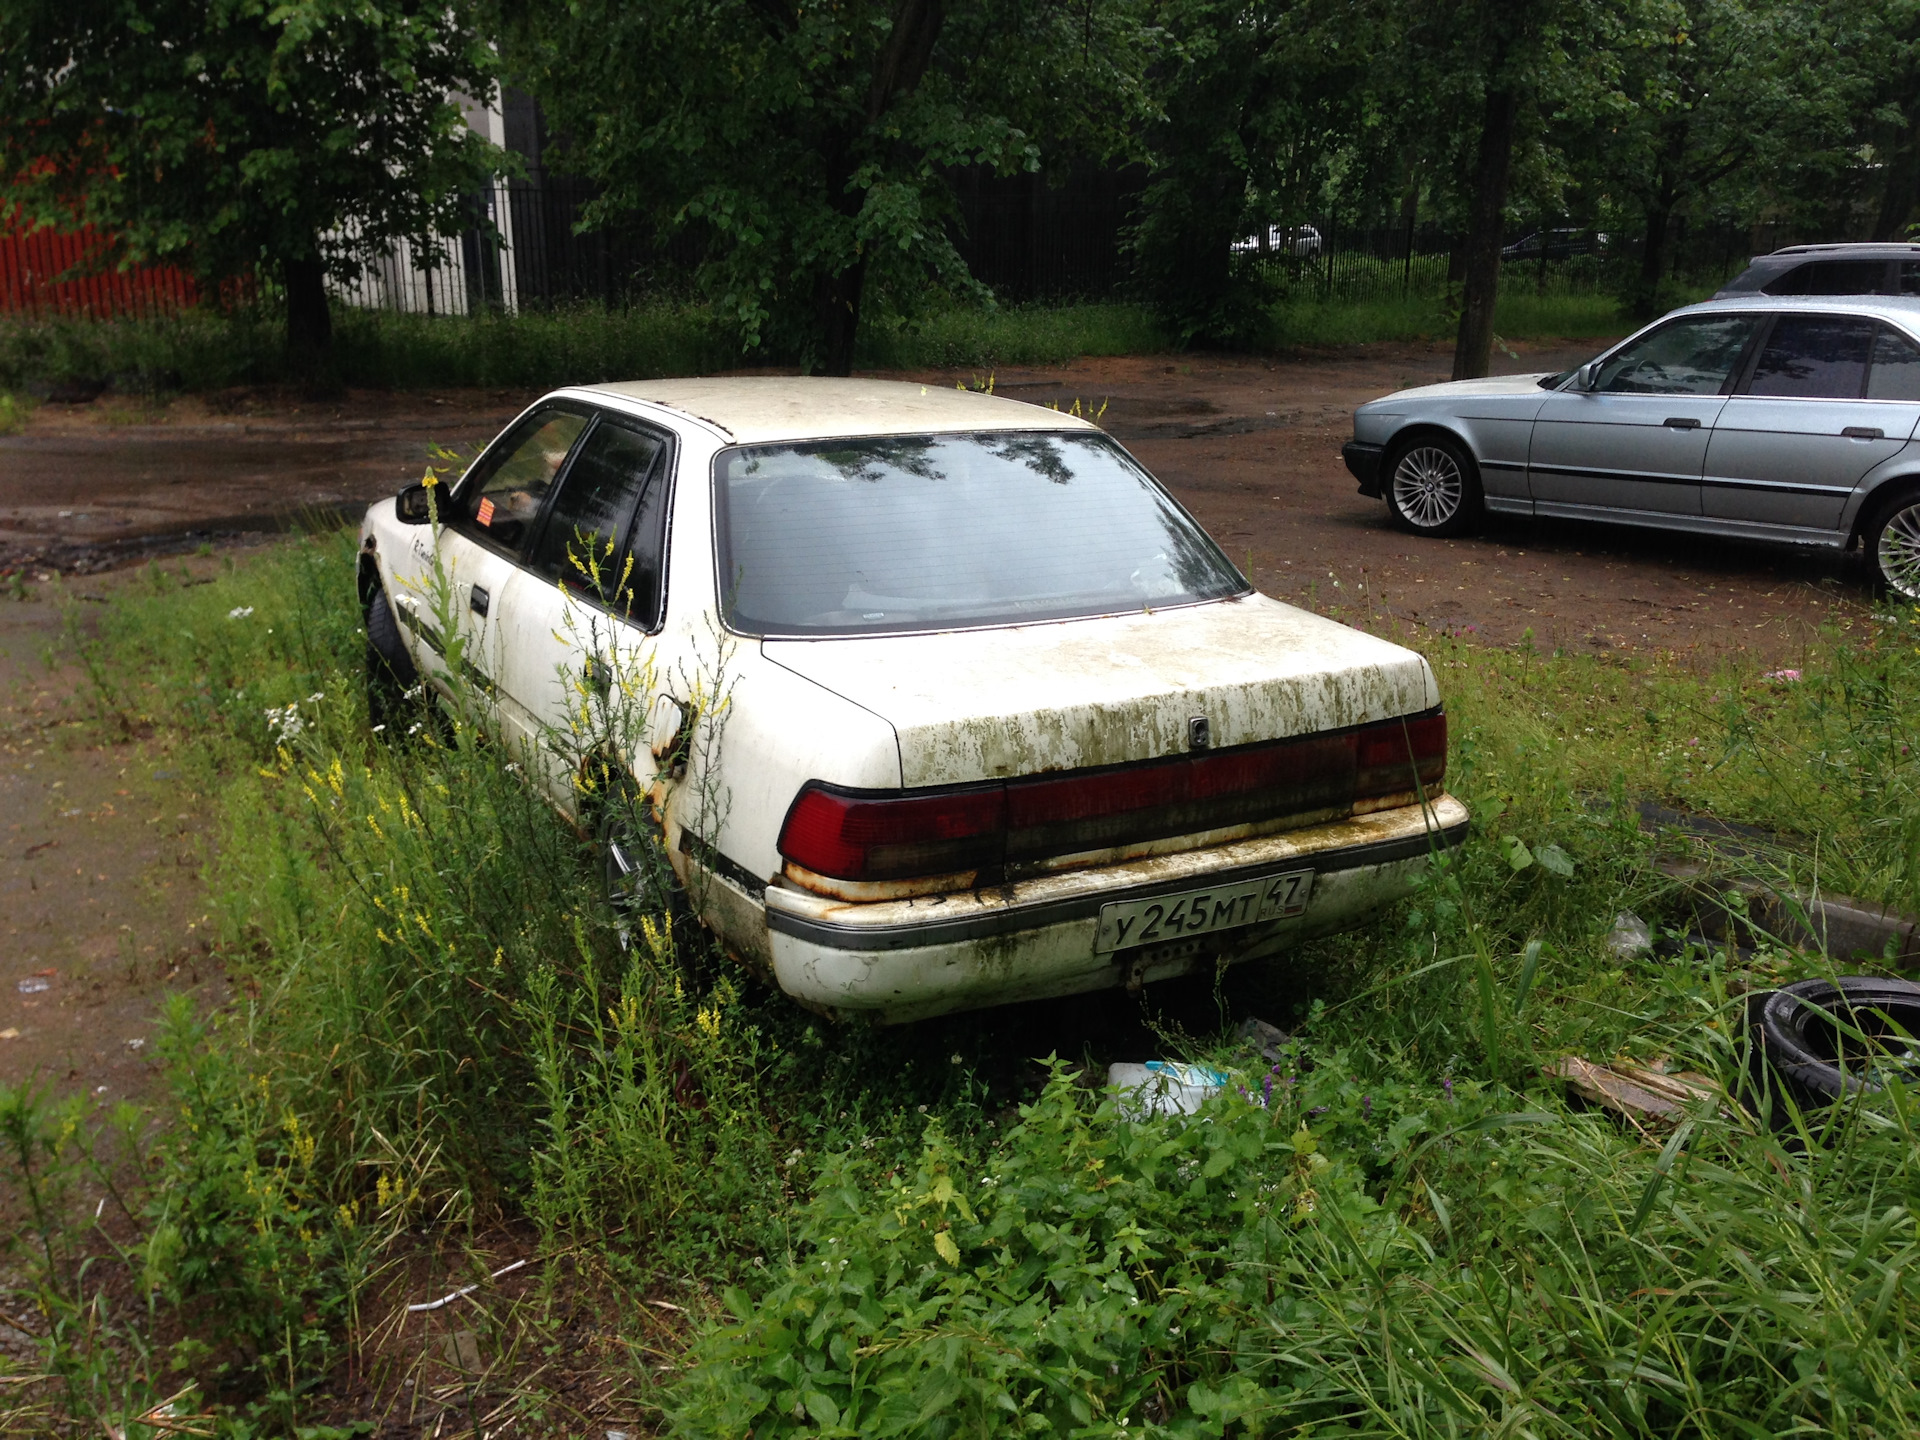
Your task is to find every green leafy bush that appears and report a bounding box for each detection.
[674,1048,1920,1438]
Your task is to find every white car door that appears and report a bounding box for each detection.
[490,410,677,806]
[393,405,592,747]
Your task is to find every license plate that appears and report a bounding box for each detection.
[1094,868,1314,954]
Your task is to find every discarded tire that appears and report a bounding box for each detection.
[1747,975,1920,1115]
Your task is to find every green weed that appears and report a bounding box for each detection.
[36,529,1920,1434]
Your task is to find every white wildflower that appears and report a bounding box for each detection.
[228,606,254,620]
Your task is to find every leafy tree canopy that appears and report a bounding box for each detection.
[0,0,502,360]
[493,0,1160,373]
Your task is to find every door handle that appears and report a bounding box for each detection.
[469,584,490,617]
[1662,416,1701,430]
[1843,426,1885,440]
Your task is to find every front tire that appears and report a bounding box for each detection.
[364,589,418,731]
[1867,488,1920,599]
[1385,435,1484,538]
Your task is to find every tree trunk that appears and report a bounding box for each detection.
[1873,121,1920,241]
[816,258,867,377]
[1638,200,1673,310]
[283,256,333,366]
[1452,85,1517,382]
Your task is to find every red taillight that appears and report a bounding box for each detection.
[778,710,1446,883]
[778,783,1005,882]
[1353,712,1447,797]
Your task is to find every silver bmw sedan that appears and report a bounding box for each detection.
[1342,295,1920,597]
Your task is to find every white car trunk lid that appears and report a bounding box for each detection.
[762,593,1439,787]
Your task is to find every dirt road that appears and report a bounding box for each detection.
[1,341,1875,665]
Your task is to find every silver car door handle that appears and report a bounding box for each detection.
[1842,426,1885,440]
[1662,416,1701,430]
[469,584,490,617]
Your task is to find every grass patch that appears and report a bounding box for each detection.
[0,288,1646,400]
[5,539,1919,1435]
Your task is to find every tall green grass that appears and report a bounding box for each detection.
[0,288,1641,399]
[9,537,1920,1434]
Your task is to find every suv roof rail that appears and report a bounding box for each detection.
[1767,242,1920,256]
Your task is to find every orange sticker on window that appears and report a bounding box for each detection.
[476,496,495,527]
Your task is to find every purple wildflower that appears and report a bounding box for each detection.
[1443,1077,1455,1102]
[1362,1095,1372,1116]
[1310,1104,1328,1115]
[1262,1074,1274,1108]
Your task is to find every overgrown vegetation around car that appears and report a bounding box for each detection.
[3,531,1919,1435]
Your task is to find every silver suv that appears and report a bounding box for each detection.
[1716,243,1920,300]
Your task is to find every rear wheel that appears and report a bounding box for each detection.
[1385,435,1484,538]
[1867,488,1920,600]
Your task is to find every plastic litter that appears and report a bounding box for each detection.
[1607,911,1652,959]
[1109,1061,1228,1117]
[17,977,49,995]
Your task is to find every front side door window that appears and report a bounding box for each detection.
[1529,314,1761,517]
[419,406,590,731]
[1705,314,1913,529]
[454,408,591,551]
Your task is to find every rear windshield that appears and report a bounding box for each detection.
[713,431,1248,636]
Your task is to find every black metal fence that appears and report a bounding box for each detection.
[327,168,1844,316]
[330,178,701,315]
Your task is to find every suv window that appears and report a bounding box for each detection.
[1902,261,1920,296]
[527,418,669,626]
[455,408,590,551]
[1745,315,1875,398]
[1765,259,1892,296]
[1868,327,1920,402]
[1594,314,1762,394]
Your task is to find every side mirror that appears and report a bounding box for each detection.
[395,482,434,524]
[1576,361,1603,391]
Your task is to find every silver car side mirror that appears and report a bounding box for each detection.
[1576,360,1602,391]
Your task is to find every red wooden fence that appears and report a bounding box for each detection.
[0,220,201,318]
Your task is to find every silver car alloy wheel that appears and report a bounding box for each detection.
[1392,446,1464,530]
[1879,500,1920,600]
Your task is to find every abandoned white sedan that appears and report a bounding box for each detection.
[358,379,1465,1022]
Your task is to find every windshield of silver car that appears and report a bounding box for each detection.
[714,431,1248,636]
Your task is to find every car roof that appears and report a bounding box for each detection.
[1681,293,1920,327]
[562,377,1099,444]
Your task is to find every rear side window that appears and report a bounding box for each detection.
[1595,314,1762,394]
[1902,261,1920,296]
[1764,260,1892,296]
[1868,327,1920,402]
[714,431,1247,636]
[1746,315,1875,398]
[455,408,590,552]
[527,419,669,625]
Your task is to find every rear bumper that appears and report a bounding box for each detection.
[762,795,1468,1022]
[1343,441,1386,497]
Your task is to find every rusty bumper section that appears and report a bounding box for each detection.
[761,795,1468,1021]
